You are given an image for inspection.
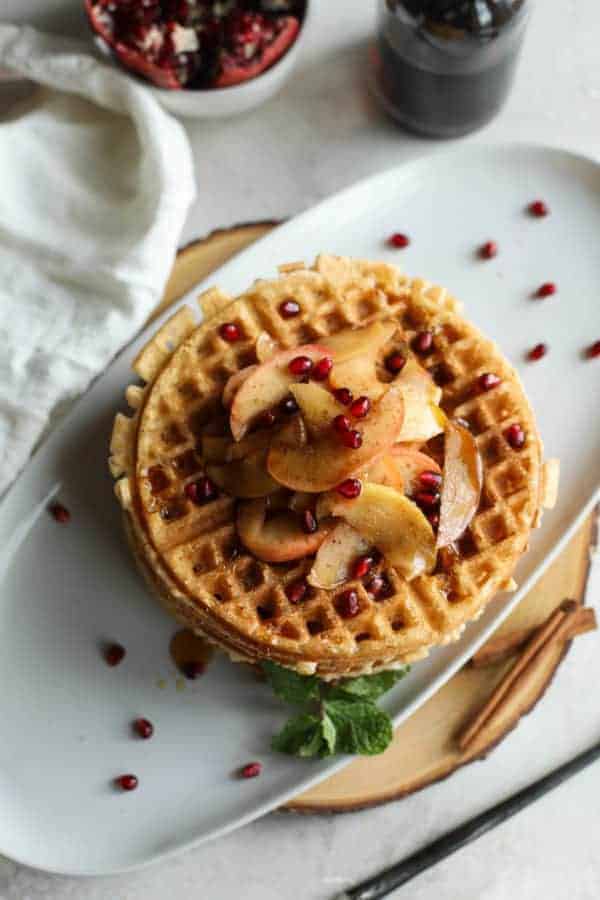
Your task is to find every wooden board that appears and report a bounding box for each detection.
[159,223,598,813]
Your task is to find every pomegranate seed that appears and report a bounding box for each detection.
[388,232,410,249]
[419,470,442,490]
[258,409,277,428]
[536,282,557,298]
[505,423,526,449]
[333,414,351,434]
[182,660,205,679]
[334,387,353,406]
[336,478,362,499]
[352,555,374,580]
[586,341,600,359]
[478,372,501,392]
[385,352,407,375]
[219,322,241,342]
[185,476,218,505]
[528,200,549,218]
[133,718,154,739]
[302,509,317,534]
[336,589,360,619]
[240,761,262,779]
[412,331,434,355]
[366,575,392,600]
[479,240,498,259]
[350,396,370,419]
[115,774,138,792]
[49,502,70,524]
[289,355,313,376]
[415,491,441,508]
[104,643,125,667]
[280,395,299,415]
[312,357,333,381]
[286,579,308,605]
[340,429,363,450]
[279,300,300,319]
[528,343,548,361]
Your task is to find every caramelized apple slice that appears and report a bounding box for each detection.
[226,429,273,462]
[307,522,370,589]
[207,450,280,499]
[255,331,279,363]
[396,358,445,443]
[201,435,230,463]
[222,365,258,409]
[437,421,483,548]
[230,344,330,441]
[267,386,405,492]
[317,483,436,580]
[323,321,397,362]
[288,491,314,513]
[289,382,342,437]
[385,447,443,496]
[237,498,331,563]
[329,354,386,402]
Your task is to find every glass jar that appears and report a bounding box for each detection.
[371,0,531,138]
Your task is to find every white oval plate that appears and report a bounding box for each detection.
[1,144,599,876]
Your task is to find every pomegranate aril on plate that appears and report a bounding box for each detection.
[104,643,126,667]
[336,589,360,619]
[288,355,313,376]
[340,429,363,450]
[352,555,374,580]
[312,356,333,381]
[49,502,70,524]
[528,343,548,361]
[219,322,242,342]
[478,372,501,392]
[536,282,557,298]
[258,409,278,428]
[385,352,407,375]
[586,340,600,359]
[479,240,498,259]
[412,331,434,355]
[185,476,218,505]
[333,387,353,406]
[302,509,317,535]
[285,579,308,605]
[366,574,391,600]
[336,478,362,499]
[333,414,351,434]
[115,774,138,792]
[505,423,526,449]
[280,395,299,415]
[415,490,441,509]
[240,761,262,779]
[528,200,549,217]
[350,396,370,419]
[419,470,443,490]
[133,718,154,740]
[182,660,205,680]
[279,299,300,319]
[388,232,410,248]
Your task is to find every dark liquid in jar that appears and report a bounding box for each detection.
[374,0,529,138]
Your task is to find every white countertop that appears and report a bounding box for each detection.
[1,2,600,898]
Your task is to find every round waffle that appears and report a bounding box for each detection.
[110,255,555,678]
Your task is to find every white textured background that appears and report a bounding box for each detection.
[1,1,600,898]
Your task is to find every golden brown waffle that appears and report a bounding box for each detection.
[110,255,554,678]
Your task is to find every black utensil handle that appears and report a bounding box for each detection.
[340,739,600,900]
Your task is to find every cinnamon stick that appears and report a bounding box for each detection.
[470,607,597,669]
[458,599,579,751]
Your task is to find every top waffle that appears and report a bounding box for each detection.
[110,255,555,679]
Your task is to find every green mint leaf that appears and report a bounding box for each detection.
[326,667,410,702]
[261,661,320,705]
[271,713,330,757]
[320,711,338,757]
[323,699,393,756]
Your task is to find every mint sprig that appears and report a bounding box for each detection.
[262,662,409,758]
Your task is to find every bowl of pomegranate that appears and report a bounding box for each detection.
[85,0,310,118]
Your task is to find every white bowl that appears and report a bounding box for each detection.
[141,5,312,119]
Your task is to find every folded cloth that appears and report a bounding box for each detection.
[0,25,195,495]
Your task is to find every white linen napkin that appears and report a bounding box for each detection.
[0,25,196,495]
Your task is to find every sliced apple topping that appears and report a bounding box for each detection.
[395,358,445,443]
[383,447,442,497]
[267,386,405,493]
[237,497,331,563]
[289,382,342,437]
[201,435,230,463]
[317,483,436,580]
[226,429,273,462]
[329,354,386,403]
[323,321,397,362]
[437,421,483,548]
[307,522,370,589]
[222,365,258,409]
[207,450,280,499]
[230,344,331,441]
[255,331,279,363]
